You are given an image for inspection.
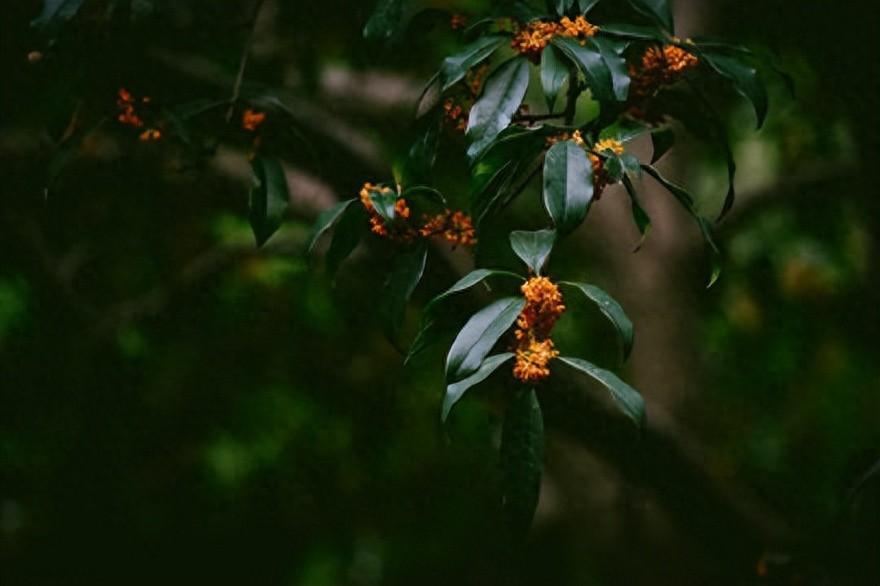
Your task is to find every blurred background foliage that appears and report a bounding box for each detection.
[1,0,878,584]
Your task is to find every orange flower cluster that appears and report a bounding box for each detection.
[242,109,266,132]
[629,45,699,100]
[450,14,468,30]
[117,88,162,142]
[420,210,477,247]
[358,183,477,246]
[513,277,566,383]
[511,16,598,61]
[443,99,469,132]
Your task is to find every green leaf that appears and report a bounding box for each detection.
[699,50,768,129]
[592,36,631,101]
[542,141,594,235]
[446,297,526,382]
[441,35,507,91]
[31,0,85,29]
[552,37,614,104]
[467,57,532,159]
[442,353,515,422]
[326,203,367,274]
[248,156,290,248]
[579,0,601,13]
[380,244,428,340]
[650,128,675,163]
[561,282,634,359]
[641,165,719,254]
[363,0,405,40]
[598,23,664,41]
[307,199,358,255]
[368,188,399,223]
[540,45,569,113]
[501,388,544,538]
[426,269,525,314]
[600,119,650,144]
[622,175,651,249]
[402,112,443,185]
[553,0,575,16]
[559,357,645,426]
[627,0,673,32]
[510,230,557,275]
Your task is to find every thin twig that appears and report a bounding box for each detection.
[225,0,267,123]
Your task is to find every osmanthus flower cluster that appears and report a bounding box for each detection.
[305,0,776,536]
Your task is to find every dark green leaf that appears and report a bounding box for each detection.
[600,119,650,144]
[553,0,575,16]
[307,199,358,254]
[641,164,719,253]
[426,269,525,315]
[592,36,631,101]
[326,203,367,274]
[650,128,675,163]
[579,0,601,13]
[561,282,634,359]
[699,50,768,129]
[622,175,651,248]
[552,37,614,104]
[402,112,443,184]
[510,230,557,275]
[598,23,664,41]
[368,188,399,223]
[559,356,645,426]
[248,156,290,248]
[467,57,532,159]
[380,244,428,340]
[542,141,594,234]
[406,269,524,365]
[440,35,507,91]
[446,297,526,382]
[501,388,544,538]
[363,0,405,40]
[442,353,515,422]
[540,45,569,112]
[31,0,85,29]
[627,0,673,32]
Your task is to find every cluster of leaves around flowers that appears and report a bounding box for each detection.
[300,0,775,536]
[29,0,773,537]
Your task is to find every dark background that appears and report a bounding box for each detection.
[1,1,879,584]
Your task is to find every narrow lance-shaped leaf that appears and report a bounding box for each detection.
[561,282,635,359]
[326,203,367,274]
[699,50,768,129]
[501,388,544,538]
[440,35,507,91]
[248,156,290,247]
[559,357,646,426]
[627,0,674,32]
[598,23,665,41]
[543,141,594,234]
[307,199,358,254]
[540,45,569,113]
[442,353,515,422]
[446,297,526,382]
[592,36,631,101]
[380,244,428,341]
[641,164,719,254]
[579,0,601,13]
[552,37,614,104]
[510,230,557,276]
[467,57,532,159]
[622,174,651,249]
[651,128,675,163]
[406,270,525,365]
